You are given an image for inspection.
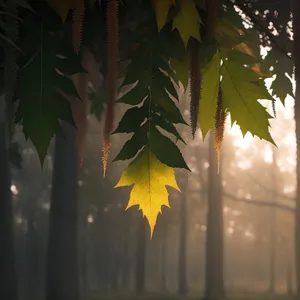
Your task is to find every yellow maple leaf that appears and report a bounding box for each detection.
[115,147,180,238]
[152,0,176,31]
[173,0,201,47]
[46,0,75,23]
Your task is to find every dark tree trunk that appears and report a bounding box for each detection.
[26,213,40,300]
[135,216,147,293]
[0,100,17,300]
[161,218,167,293]
[204,133,225,300]
[178,171,188,295]
[293,0,300,298]
[45,122,79,300]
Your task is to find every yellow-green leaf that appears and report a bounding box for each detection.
[115,147,180,238]
[171,54,190,90]
[221,60,275,145]
[173,0,201,47]
[199,51,221,139]
[153,0,175,31]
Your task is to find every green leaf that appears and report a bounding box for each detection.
[221,59,275,144]
[113,130,147,161]
[150,125,190,170]
[171,54,190,90]
[224,49,262,66]
[199,51,221,139]
[153,68,179,101]
[113,105,148,134]
[15,29,81,165]
[153,0,174,31]
[153,89,187,125]
[172,0,200,47]
[118,84,149,105]
[152,114,186,144]
[271,73,293,105]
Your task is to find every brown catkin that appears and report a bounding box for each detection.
[214,87,227,173]
[189,37,201,139]
[102,0,119,176]
[72,0,85,54]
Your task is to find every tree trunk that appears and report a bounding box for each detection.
[26,212,39,300]
[161,218,167,293]
[204,133,225,300]
[45,122,79,300]
[0,96,17,300]
[268,149,277,294]
[178,171,188,295]
[135,216,147,293]
[286,257,293,296]
[293,0,300,298]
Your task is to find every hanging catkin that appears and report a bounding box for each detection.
[102,0,119,177]
[214,87,227,173]
[189,37,201,139]
[72,0,85,54]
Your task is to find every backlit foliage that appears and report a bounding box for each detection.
[2,0,293,235]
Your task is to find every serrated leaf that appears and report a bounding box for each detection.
[171,54,190,90]
[115,147,180,237]
[15,30,81,165]
[221,59,275,144]
[271,73,293,105]
[150,125,190,170]
[46,0,75,23]
[153,114,185,144]
[113,130,147,161]
[118,84,149,105]
[225,49,262,66]
[153,0,174,31]
[153,92,187,124]
[153,68,179,101]
[172,0,200,47]
[113,105,148,134]
[199,51,221,139]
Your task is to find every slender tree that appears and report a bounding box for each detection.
[0,95,17,300]
[205,133,225,300]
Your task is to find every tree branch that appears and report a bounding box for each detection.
[247,172,294,202]
[223,192,295,213]
[229,0,293,61]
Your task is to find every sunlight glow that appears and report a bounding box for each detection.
[87,214,94,223]
[10,184,18,196]
[262,145,273,164]
[244,230,256,240]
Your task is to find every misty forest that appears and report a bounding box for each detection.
[1,0,300,300]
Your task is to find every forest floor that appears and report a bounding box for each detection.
[87,293,293,300]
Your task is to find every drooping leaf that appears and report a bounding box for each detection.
[221,59,275,144]
[272,73,293,104]
[113,104,148,134]
[15,29,82,165]
[152,0,174,31]
[150,124,190,170]
[171,54,190,90]
[172,0,200,47]
[113,128,147,161]
[115,147,180,237]
[152,114,186,144]
[46,0,75,23]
